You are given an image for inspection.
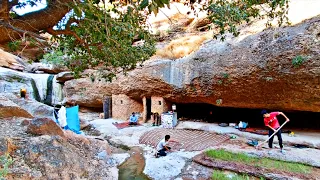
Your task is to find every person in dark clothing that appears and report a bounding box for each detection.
[205,111,214,122]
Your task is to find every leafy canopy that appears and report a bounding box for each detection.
[45,0,155,79]
[16,0,289,79]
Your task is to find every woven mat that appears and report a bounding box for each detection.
[139,128,230,151]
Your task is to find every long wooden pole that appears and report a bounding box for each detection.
[256,120,288,149]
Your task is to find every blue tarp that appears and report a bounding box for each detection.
[66,105,81,134]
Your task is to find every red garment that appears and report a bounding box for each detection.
[264,112,280,129]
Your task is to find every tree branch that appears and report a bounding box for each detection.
[46,27,84,44]
[0,0,74,44]
[0,20,47,40]
[8,0,19,10]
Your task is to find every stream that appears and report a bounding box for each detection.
[118,147,151,180]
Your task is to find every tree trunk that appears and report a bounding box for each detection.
[0,0,73,44]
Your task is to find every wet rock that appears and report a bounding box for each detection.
[0,94,33,118]
[144,152,187,180]
[0,67,34,98]
[27,118,65,137]
[3,93,54,119]
[0,68,63,106]
[56,71,74,83]
[26,62,67,74]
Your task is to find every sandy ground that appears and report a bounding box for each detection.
[85,118,320,179]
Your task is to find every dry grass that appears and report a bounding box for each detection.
[156,33,210,59]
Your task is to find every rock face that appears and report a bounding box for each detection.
[0,67,64,106]
[56,71,74,83]
[2,93,54,119]
[0,94,33,118]
[64,16,320,112]
[0,49,25,71]
[27,117,65,137]
[26,62,67,74]
[0,118,116,180]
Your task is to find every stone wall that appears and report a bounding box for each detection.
[142,97,147,121]
[112,94,143,121]
[151,97,172,114]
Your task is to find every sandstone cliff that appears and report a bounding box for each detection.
[64,15,320,112]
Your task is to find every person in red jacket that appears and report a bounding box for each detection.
[261,110,290,153]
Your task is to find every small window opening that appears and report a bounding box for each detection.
[120,100,123,104]
[158,101,162,105]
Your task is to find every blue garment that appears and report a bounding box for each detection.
[129,115,138,123]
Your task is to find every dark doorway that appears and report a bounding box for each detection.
[103,97,112,119]
[175,103,320,129]
[146,98,151,120]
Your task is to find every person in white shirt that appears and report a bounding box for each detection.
[155,135,178,158]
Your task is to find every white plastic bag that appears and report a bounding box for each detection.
[58,106,67,127]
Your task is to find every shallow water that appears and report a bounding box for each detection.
[118,147,150,180]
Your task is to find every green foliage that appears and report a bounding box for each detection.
[265,77,273,82]
[292,55,307,68]
[0,154,14,179]
[14,0,43,9]
[218,73,231,85]
[7,40,21,52]
[42,50,65,65]
[37,0,289,78]
[206,149,312,174]
[47,0,155,79]
[206,0,290,40]
[212,170,252,180]
[216,99,223,105]
[222,73,229,79]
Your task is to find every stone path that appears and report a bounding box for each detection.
[139,129,230,151]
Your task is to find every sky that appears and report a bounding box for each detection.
[13,0,47,15]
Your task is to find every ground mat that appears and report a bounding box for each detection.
[139,129,230,151]
[112,122,142,129]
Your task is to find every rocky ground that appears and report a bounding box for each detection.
[0,116,126,180]
[82,113,320,180]
[1,109,319,180]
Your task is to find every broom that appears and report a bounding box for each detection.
[255,120,289,150]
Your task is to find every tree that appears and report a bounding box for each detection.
[0,0,289,79]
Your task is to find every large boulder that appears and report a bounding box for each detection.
[27,118,65,137]
[0,67,64,106]
[2,93,54,119]
[0,95,33,118]
[64,16,320,112]
[0,49,25,71]
[0,118,116,179]
[56,71,74,83]
[26,62,67,74]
